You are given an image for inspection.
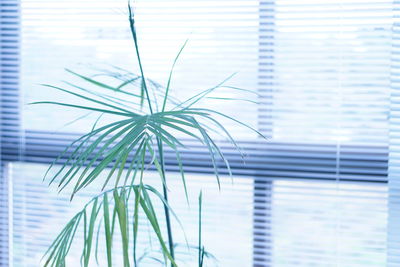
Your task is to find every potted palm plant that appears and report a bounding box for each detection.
[33,2,264,266]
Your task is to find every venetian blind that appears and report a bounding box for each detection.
[254,0,391,266]
[0,0,396,267]
[0,0,20,266]
[388,1,400,266]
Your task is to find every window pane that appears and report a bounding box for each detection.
[7,162,253,266]
[262,0,392,144]
[21,0,260,139]
[270,180,387,266]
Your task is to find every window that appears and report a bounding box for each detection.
[0,0,396,266]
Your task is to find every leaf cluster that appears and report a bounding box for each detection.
[34,2,265,266]
[43,185,180,267]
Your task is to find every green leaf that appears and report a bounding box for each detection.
[83,198,98,267]
[71,119,147,195]
[174,72,237,109]
[146,141,168,189]
[162,39,188,111]
[139,193,177,267]
[144,185,185,233]
[113,189,131,267]
[154,116,203,143]
[205,96,259,104]
[30,101,134,117]
[175,148,189,203]
[220,85,261,96]
[192,107,267,139]
[148,122,185,148]
[63,81,143,110]
[124,138,147,186]
[132,187,141,266]
[95,219,102,265]
[117,77,141,90]
[55,120,132,188]
[46,117,129,184]
[201,114,245,160]
[103,194,113,267]
[190,118,221,189]
[40,84,138,115]
[66,68,122,91]
[61,121,138,194]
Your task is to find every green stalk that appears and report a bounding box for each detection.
[157,137,175,265]
[128,2,153,114]
[198,191,202,267]
[128,2,175,264]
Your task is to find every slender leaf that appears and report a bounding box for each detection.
[103,194,113,267]
[162,39,188,111]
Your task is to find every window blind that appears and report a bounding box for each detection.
[254,1,392,266]
[0,0,396,267]
[14,0,390,182]
[255,1,392,266]
[388,1,400,266]
[0,0,20,266]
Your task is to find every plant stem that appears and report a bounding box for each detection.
[157,137,175,265]
[128,3,153,114]
[128,3,175,263]
[198,191,202,267]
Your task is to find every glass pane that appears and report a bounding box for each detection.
[21,0,260,140]
[271,179,387,266]
[7,162,253,266]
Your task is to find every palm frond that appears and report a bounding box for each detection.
[43,185,178,267]
[39,2,267,266]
